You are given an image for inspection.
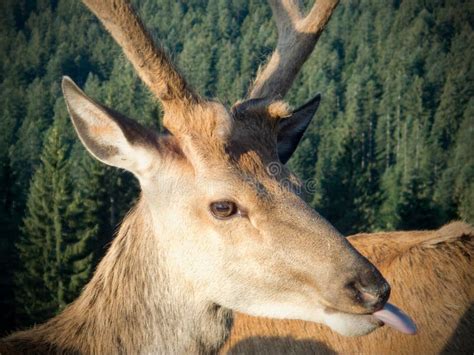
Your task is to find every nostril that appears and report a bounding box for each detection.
[359,285,386,311]
[347,279,391,311]
[359,287,379,304]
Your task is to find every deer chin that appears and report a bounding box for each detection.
[321,309,383,336]
[322,303,417,337]
[232,301,383,337]
[236,298,416,338]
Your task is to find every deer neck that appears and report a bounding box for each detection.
[14,198,233,354]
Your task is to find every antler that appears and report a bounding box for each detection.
[248,0,340,100]
[82,0,200,109]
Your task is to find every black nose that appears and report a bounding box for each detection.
[346,273,391,312]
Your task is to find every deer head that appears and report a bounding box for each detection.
[61,0,412,338]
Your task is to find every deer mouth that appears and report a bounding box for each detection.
[325,302,417,335]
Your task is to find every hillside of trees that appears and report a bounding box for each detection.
[0,0,472,334]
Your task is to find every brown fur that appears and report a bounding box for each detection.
[1,200,233,354]
[222,222,474,354]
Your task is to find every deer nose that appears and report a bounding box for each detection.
[346,273,391,312]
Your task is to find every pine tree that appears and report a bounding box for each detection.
[436,100,474,224]
[215,40,240,104]
[9,79,55,209]
[15,116,96,326]
[0,81,25,334]
[74,153,114,265]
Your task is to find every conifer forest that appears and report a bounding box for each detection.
[0,0,472,334]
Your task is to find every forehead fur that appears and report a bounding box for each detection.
[162,98,294,181]
[163,101,233,142]
[232,98,292,121]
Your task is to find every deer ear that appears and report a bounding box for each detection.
[62,76,157,176]
[277,94,321,164]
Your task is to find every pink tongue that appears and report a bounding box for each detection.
[373,303,417,335]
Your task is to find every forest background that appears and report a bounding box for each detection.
[0,0,472,334]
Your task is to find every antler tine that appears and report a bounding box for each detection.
[248,0,340,100]
[82,0,200,109]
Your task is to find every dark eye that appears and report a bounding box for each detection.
[210,201,238,219]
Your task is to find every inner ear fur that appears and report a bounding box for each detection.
[62,76,159,175]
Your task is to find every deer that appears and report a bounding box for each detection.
[223,221,474,354]
[0,0,417,353]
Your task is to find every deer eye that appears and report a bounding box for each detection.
[210,201,238,219]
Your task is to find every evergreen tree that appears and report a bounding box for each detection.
[15,116,96,326]
[435,100,474,224]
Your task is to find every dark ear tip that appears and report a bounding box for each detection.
[294,93,322,113]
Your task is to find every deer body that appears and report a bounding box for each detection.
[223,222,474,354]
[1,0,421,353]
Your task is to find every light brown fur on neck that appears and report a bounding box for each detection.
[2,200,233,354]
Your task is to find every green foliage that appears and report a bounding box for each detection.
[0,0,472,332]
[15,117,95,326]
